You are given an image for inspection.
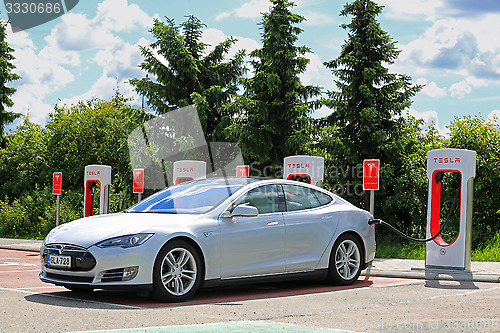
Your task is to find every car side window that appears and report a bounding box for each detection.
[314,190,333,206]
[229,185,279,215]
[283,185,331,212]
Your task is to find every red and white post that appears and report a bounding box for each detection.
[363,160,380,216]
[52,172,62,226]
[133,169,144,202]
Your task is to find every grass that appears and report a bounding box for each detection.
[375,230,500,262]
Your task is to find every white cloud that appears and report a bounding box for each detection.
[449,81,471,99]
[93,0,152,32]
[202,28,260,60]
[94,38,144,80]
[416,78,447,98]
[299,52,334,91]
[448,76,488,99]
[378,0,445,21]
[398,15,500,84]
[216,0,270,21]
[311,105,333,119]
[5,0,155,124]
[59,74,141,109]
[300,11,335,26]
[7,25,75,123]
[408,108,439,127]
[488,110,500,126]
[407,108,450,137]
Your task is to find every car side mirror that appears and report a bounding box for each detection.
[224,204,259,218]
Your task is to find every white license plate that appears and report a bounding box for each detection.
[48,255,71,268]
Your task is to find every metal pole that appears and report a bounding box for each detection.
[138,193,142,203]
[56,194,60,227]
[370,190,375,216]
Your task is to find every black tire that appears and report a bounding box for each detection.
[326,233,364,285]
[152,240,203,302]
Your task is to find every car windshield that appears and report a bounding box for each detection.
[126,178,257,214]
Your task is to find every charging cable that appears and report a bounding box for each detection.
[368,186,460,243]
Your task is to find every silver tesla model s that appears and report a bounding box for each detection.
[40,178,376,302]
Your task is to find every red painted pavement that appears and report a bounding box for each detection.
[1,249,417,309]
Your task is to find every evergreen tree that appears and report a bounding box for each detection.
[229,0,321,170]
[0,21,21,148]
[323,0,421,164]
[130,15,245,142]
[317,0,422,217]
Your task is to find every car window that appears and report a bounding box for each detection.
[283,184,331,212]
[314,190,333,205]
[127,178,256,214]
[230,185,279,215]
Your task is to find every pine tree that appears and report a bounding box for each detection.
[229,0,321,169]
[0,21,21,148]
[323,0,421,165]
[130,15,245,142]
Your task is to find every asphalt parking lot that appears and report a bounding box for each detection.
[1,247,499,333]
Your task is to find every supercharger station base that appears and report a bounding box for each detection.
[84,165,112,218]
[424,149,476,272]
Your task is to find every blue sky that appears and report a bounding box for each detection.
[2,0,500,136]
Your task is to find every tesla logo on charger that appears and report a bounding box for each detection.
[176,167,194,173]
[86,171,101,176]
[236,165,249,177]
[52,172,62,195]
[433,157,461,164]
[288,163,310,169]
[363,159,380,191]
[133,169,144,194]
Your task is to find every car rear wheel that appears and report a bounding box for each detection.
[327,233,363,285]
[152,240,202,302]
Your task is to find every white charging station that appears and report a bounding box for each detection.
[425,149,476,270]
[173,160,207,185]
[84,165,112,218]
[283,155,324,187]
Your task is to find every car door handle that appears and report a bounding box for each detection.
[267,221,279,226]
[322,215,334,220]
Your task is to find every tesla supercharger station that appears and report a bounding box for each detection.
[84,165,112,218]
[173,160,207,185]
[425,149,476,270]
[283,155,324,186]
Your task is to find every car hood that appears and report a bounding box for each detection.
[43,212,202,248]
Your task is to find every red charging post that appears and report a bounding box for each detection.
[363,159,380,216]
[53,172,62,226]
[236,165,249,177]
[133,169,144,202]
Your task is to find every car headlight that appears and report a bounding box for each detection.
[95,233,154,248]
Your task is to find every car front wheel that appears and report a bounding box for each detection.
[327,233,363,285]
[152,240,202,302]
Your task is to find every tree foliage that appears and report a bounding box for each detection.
[130,15,245,141]
[322,0,421,163]
[228,0,321,169]
[0,93,149,238]
[446,116,500,244]
[314,0,422,216]
[0,20,21,148]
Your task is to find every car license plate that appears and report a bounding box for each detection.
[48,255,71,268]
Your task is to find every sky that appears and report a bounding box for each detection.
[2,0,500,136]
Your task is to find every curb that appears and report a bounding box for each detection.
[362,270,500,283]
